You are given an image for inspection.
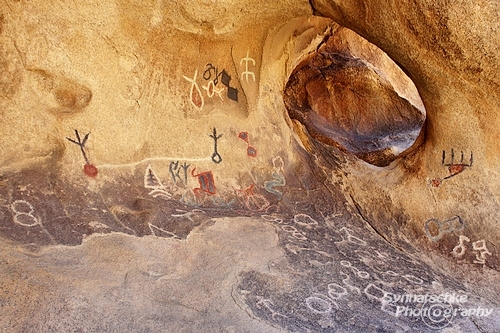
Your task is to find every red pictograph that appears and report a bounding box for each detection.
[235,183,270,212]
[238,131,257,157]
[431,149,473,187]
[66,129,98,178]
[192,167,216,195]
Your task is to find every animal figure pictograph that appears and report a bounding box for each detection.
[66,129,98,177]
[431,149,473,187]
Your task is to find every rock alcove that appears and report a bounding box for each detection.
[284,25,426,166]
[1,0,499,332]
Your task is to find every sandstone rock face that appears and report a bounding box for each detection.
[284,25,426,166]
[308,0,500,269]
[1,0,499,332]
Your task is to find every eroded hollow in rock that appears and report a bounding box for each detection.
[284,26,426,167]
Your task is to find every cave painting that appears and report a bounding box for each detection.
[240,51,256,83]
[10,200,55,243]
[293,213,318,226]
[281,224,307,241]
[255,296,288,321]
[169,161,190,186]
[340,260,370,279]
[264,156,286,198]
[423,216,465,242]
[184,60,242,109]
[203,63,238,102]
[192,168,216,196]
[452,235,492,265]
[11,200,40,227]
[202,80,225,100]
[209,127,223,164]
[183,69,205,110]
[431,150,473,187]
[148,223,180,240]
[237,131,257,157]
[144,165,172,200]
[235,183,271,212]
[1,1,499,332]
[66,129,98,178]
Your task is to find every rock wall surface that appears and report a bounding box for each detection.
[0,0,499,332]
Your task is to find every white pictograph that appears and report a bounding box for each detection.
[281,224,308,241]
[148,223,180,240]
[285,243,307,255]
[260,214,284,224]
[202,81,225,100]
[402,274,424,285]
[340,271,361,295]
[383,270,399,277]
[10,200,55,243]
[11,200,39,227]
[451,235,492,265]
[171,209,205,222]
[452,235,470,258]
[321,212,343,226]
[293,214,318,226]
[144,164,164,189]
[144,165,172,200]
[306,295,337,314]
[363,283,390,303]
[240,50,256,83]
[183,69,204,110]
[335,227,367,246]
[305,280,350,317]
[340,260,370,279]
[255,296,288,321]
[327,283,348,301]
[472,240,492,265]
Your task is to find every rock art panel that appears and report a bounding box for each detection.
[0,0,499,332]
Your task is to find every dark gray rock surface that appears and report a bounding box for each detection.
[1,149,498,332]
